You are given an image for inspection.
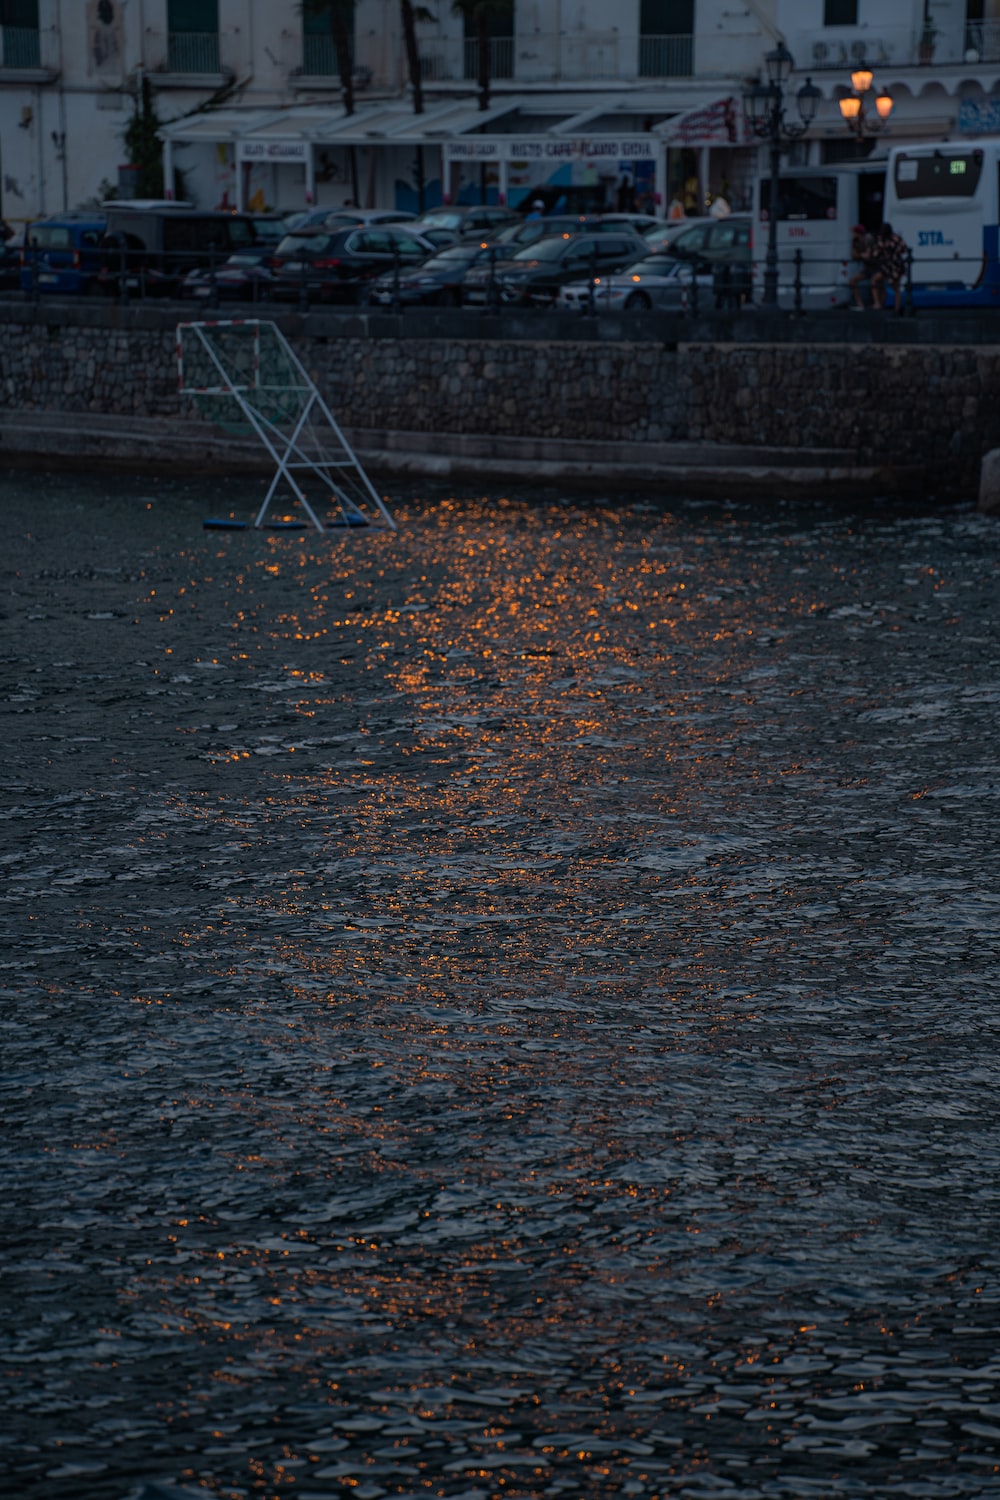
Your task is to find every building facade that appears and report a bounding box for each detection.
[2,1,1000,227]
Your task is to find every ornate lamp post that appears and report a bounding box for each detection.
[839,69,894,136]
[743,45,820,307]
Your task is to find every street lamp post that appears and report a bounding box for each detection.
[743,46,820,308]
[839,68,894,137]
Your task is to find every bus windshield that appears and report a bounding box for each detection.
[893,150,984,199]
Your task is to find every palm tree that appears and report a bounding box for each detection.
[451,0,514,112]
[303,0,356,116]
[400,0,426,116]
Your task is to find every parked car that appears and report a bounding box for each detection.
[181,246,277,301]
[642,218,705,252]
[414,205,518,238]
[0,242,20,291]
[664,214,753,270]
[269,223,437,303]
[369,240,499,306]
[492,213,652,255]
[463,230,644,307]
[97,207,259,296]
[322,208,418,229]
[558,251,702,312]
[19,214,106,295]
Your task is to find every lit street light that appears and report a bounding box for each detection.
[743,45,820,308]
[839,68,894,137]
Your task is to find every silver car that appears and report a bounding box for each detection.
[557,251,704,312]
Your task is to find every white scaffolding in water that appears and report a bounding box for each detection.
[176,319,396,532]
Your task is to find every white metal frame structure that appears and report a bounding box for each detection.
[176,319,396,532]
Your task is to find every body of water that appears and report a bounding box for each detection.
[1,473,999,1499]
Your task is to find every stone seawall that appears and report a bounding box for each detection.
[1,303,999,495]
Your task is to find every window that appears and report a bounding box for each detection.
[893,150,984,200]
[167,0,219,74]
[1,0,40,68]
[463,3,514,81]
[639,0,694,77]
[302,2,352,77]
[760,176,839,220]
[823,0,858,24]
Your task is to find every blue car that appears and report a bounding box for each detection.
[20,213,106,295]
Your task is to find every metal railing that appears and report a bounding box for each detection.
[302,34,351,77]
[7,243,936,319]
[965,21,1000,62]
[167,31,221,74]
[419,48,456,80]
[463,37,514,80]
[0,24,41,68]
[638,34,694,79]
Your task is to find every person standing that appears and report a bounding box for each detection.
[871,222,909,314]
[848,223,876,309]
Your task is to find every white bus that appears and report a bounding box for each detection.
[883,139,1000,308]
[751,163,886,308]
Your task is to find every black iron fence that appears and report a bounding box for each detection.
[7,241,933,318]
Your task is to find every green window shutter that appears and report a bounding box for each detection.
[639,0,693,32]
[167,0,218,34]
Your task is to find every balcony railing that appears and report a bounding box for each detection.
[1,24,41,68]
[965,21,1000,62]
[302,33,352,76]
[638,34,693,78]
[463,36,514,80]
[167,31,221,74]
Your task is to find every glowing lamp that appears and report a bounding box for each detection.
[876,91,894,121]
[839,96,862,122]
[851,68,874,95]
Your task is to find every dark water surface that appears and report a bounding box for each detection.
[2,472,999,1500]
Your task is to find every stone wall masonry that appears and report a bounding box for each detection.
[2,304,999,492]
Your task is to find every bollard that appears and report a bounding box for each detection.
[29,240,39,304]
[118,241,128,305]
[793,247,803,316]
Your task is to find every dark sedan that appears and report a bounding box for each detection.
[463,231,643,307]
[269,224,436,303]
[181,247,277,301]
[369,241,497,306]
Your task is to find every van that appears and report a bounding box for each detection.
[19,214,107,295]
[98,208,258,296]
[751,163,886,309]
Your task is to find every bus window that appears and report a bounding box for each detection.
[893,150,983,198]
[760,175,838,221]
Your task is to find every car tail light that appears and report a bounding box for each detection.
[73,250,81,268]
[313,258,341,269]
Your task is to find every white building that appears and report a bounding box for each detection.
[2,1,1000,228]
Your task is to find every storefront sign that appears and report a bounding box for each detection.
[237,140,310,163]
[446,136,657,163]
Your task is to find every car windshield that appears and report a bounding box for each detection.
[251,218,284,242]
[418,212,463,229]
[513,236,572,261]
[424,246,481,267]
[627,254,678,276]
